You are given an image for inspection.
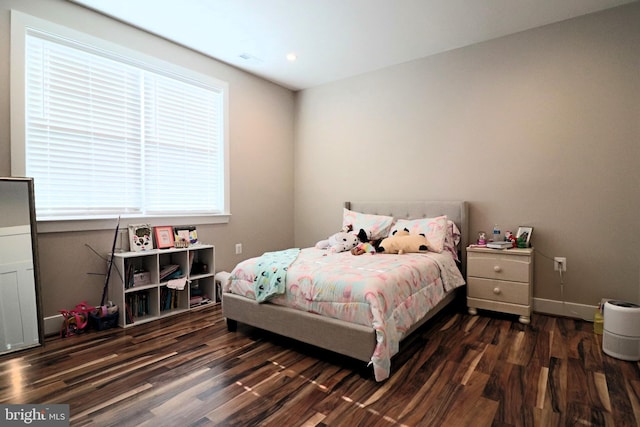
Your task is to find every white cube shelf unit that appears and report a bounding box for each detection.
[108,244,215,328]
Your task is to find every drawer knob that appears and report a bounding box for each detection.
[493,265,501,272]
[493,287,501,295]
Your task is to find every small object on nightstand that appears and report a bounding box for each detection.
[486,241,512,249]
[477,231,487,245]
[492,224,501,242]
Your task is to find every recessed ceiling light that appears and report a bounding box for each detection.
[286,53,297,62]
[238,52,263,63]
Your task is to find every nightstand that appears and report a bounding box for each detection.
[466,246,534,324]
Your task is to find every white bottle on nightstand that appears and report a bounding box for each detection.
[493,224,501,242]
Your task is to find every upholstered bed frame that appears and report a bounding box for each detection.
[222,200,469,364]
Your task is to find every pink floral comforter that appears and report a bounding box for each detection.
[226,248,465,381]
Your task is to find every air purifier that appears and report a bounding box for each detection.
[602,300,640,361]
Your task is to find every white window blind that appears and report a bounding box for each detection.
[23,28,226,220]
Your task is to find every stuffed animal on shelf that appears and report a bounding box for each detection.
[315,231,360,253]
[377,229,430,254]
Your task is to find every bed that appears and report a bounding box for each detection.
[222,200,469,381]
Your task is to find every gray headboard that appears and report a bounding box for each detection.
[345,200,469,274]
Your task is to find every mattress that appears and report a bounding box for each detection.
[226,247,465,380]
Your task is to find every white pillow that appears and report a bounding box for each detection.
[390,215,448,253]
[342,208,394,240]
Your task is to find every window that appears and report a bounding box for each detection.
[11,12,229,230]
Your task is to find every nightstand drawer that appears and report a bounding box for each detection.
[467,251,531,283]
[467,277,529,305]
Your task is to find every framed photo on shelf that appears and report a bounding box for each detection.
[154,226,175,249]
[174,225,198,247]
[128,224,152,252]
[516,226,533,247]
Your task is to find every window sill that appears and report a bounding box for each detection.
[36,214,231,234]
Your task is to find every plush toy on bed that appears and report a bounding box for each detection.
[351,242,377,255]
[377,229,430,254]
[350,228,382,255]
[315,231,360,253]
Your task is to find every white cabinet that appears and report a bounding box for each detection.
[109,245,215,328]
[0,226,39,352]
[466,246,534,324]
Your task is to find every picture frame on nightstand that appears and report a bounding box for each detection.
[516,226,533,247]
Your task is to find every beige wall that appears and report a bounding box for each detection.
[294,3,640,311]
[0,0,295,317]
[1,0,638,321]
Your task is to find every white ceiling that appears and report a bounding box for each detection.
[69,0,634,91]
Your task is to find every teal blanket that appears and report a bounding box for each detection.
[254,248,300,303]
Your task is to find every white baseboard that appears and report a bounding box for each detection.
[42,298,593,337]
[533,297,596,322]
[44,314,63,336]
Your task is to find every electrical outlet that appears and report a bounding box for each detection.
[235,243,242,255]
[554,257,566,272]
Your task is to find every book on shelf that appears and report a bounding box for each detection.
[160,287,181,311]
[189,251,195,275]
[159,264,179,281]
[124,259,152,288]
[125,303,134,324]
[125,290,151,318]
[125,262,134,288]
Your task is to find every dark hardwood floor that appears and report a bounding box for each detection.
[1,303,639,426]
